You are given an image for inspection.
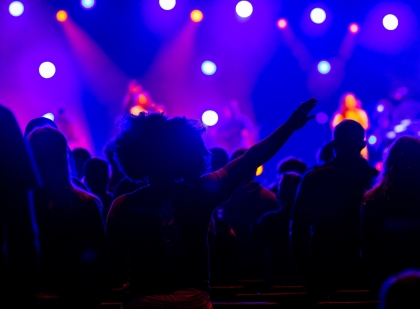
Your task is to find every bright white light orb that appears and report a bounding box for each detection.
[383,14,398,30]
[202,110,219,126]
[368,135,377,145]
[39,62,56,79]
[318,61,331,74]
[159,0,176,11]
[376,104,384,112]
[42,113,55,121]
[236,1,253,18]
[310,8,326,24]
[81,0,95,9]
[9,1,24,17]
[201,61,217,75]
[386,131,396,139]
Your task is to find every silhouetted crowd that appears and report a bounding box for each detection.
[2,98,420,309]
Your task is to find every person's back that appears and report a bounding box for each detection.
[291,120,378,299]
[362,136,420,292]
[28,128,106,308]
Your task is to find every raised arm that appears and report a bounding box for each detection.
[213,98,316,196]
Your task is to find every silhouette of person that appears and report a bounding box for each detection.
[84,158,114,222]
[24,117,58,137]
[379,270,420,309]
[255,172,303,288]
[362,136,420,293]
[0,106,40,307]
[106,98,316,309]
[209,147,229,172]
[27,127,106,308]
[104,141,125,194]
[72,148,91,181]
[269,157,307,196]
[291,120,378,300]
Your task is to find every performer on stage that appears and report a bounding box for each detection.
[332,93,369,158]
[123,80,165,115]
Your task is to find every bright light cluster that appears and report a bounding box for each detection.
[383,14,398,30]
[159,0,176,11]
[201,61,217,75]
[9,1,24,17]
[236,1,253,18]
[190,10,203,23]
[318,61,331,74]
[310,8,326,24]
[202,110,219,126]
[81,0,95,9]
[39,62,56,79]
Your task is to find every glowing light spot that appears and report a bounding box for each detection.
[277,18,287,29]
[9,1,24,17]
[138,94,148,105]
[56,10,68,22]
[368,135,377,145]
[130,106,143,116]
[401,119,411,126]
[394,124,406,133]
[256,165,263,176]
[159,0,176,11]
[375,162,383,171]
[349,23,359,34]
[377,104,384,112]
[39,62,56,79]
[81,0,95,9]
[236,1,253,18]
[201,61,217,75]
[318,61,331,74]
[202,110,218,126]
[190,10,203,22]
[386,131,396,139]
[42,113,54,121]
[310,8,326,24]
[316,112,329,124]
[383,14,398,30]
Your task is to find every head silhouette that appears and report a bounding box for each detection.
[380,270,420,309]
[83,158,109,194]
[113,112,209,184]
[333,120,365,157]
[276,157,307,177]
[71,148,91,180]
[210,147,229,172]
[278,172,302,212]
[27,127,70,188]
[317,141,335,165]
[24,117,58,137]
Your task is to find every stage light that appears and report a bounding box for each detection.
[383,14,398,30]
[401,119,411,126]
[39,62,56,79]
[56,10,68,22]
[310,8,326,24]
[277,18,287,29]
[375,162,383,171]
[202,110,218,126]
[386,131,396,139]
[349,23,359,34]
[9,1,24,17]
[42,113,55,121]
[201,61,216,75]
[394,124,406,133]
[236,1,253,18]
[190,10,203,23]
[81,0,95,9]
[316,112,329,124]
[376,104,384,112]
[130,106,143,116]
[368,135,377,145]
[318,61,331,74]
[256,165,263,176]
[159,0,176,11]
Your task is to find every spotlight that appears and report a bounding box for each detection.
[310,8,326,24]
[349,23,359,34]
[383,14,398,30]
[42,113,55,121]
[277,18,287,29]
[130,106,143,116]
[394,124,406,133]
[376,104,384,112]
[386,131,396,139]
[56,10,68,22]
[368,135,377,145]
[202,110,218,126]
[81,0,95,9]
[159,0,176,11]
[317,61,331,74]
[316,112,329,124]
[39,62,56,79]
[9,1,24,17]
[236,1,253,18]
[201,61,217,75]
[190,10,203,23]
[256,165,263,176]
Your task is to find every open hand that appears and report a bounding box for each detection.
[286,98,317,131]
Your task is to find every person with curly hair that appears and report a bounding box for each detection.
[106,98,316,309]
